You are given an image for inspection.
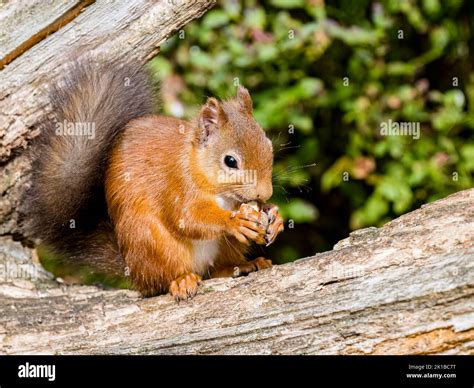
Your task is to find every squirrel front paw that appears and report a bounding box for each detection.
[169,273,202,301]
[261,203,284,246]
[229,202,284,246]
[228,205,267,245]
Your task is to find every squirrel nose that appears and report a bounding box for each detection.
[256,184,273,202]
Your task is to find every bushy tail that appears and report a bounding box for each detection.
[22,58,155,276]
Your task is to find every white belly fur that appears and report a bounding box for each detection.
[192,239,220,275]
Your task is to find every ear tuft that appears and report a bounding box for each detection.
[198,97,224,143]
[237,85,253,114]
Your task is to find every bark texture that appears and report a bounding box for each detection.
[1,189,473,355]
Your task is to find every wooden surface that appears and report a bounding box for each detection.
[1,189,472,355]
[0,0,93,68]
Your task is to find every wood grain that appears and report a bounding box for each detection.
[1,189,472,354]
[0,0,94,68]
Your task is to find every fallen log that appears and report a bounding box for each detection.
[1,189,472,354]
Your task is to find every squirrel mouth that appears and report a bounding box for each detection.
[230,193,264,206]
[230,193,248,204]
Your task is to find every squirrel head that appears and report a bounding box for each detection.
[193,86,273,203]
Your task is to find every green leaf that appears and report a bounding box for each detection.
[270,0,305,9]
[289,114,313,133]
[257,44,278,62]
[148,57,172,78]
[280,199,319,223]
[296,77,324,98]
[422,0,441,17]
[202,10,230,29]
[376,177,413,214]
[461,144,474,171]
[350,194,388,229]
[244,8,266,28]
[321,157,351,192]
[444,90,465,109]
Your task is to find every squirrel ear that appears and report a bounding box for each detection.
[198,97,225,143]
[237,85,253,114]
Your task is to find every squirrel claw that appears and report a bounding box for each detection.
[262,204,284,246]
[210,257,272,278]
[237,257,272,276]
[169,273,202,301]
[225,257,272,278]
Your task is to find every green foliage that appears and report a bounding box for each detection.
[149,0,474,262]
[38,246,131,289]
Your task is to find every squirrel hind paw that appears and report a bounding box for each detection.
[169,273,202,301]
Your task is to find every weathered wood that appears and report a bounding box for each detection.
[0,0,92,67]
[0,0,217,237]
[1,189,473,355]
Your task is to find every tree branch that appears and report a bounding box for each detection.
[1,189,472,354]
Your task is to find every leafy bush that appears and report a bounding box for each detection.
[149,0,474,262]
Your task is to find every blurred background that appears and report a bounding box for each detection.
[148,0,474,264]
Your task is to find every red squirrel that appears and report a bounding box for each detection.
[23,58,284,300]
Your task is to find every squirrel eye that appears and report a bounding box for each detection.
[224,155,238,169]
